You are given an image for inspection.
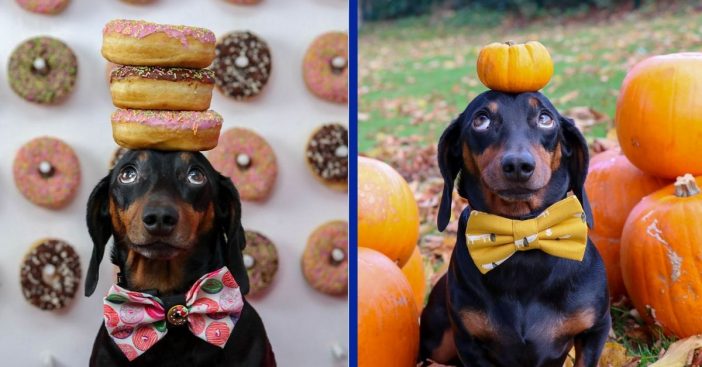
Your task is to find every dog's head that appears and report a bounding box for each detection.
[84,150,248,297]
[437,90,592,230]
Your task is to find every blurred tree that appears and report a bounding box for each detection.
[360,0,641,21]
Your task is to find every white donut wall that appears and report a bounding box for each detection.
[0,0,348,366]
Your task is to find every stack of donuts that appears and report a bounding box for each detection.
[103,19,223,151]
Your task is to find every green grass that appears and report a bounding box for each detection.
[359,2,702,152]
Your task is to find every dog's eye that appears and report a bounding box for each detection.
[187,168,207,185]
[538,113,554,129]
[118,166,138,184]
[472,114,491,131]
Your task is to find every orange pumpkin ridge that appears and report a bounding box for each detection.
[616,53,702,178]
[358,247,419,367]
[621,174,702,337]
[358,156,420,267]
[401,246,427,312]
[584,148,670,300]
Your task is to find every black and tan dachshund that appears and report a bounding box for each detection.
[419,91,610,367]
[85,150,275,366]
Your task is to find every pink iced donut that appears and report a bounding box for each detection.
[301,221,348,296]
[225,0,262,4]
[207,128,278,201]
[111,108,223,151]
[303,31,348,104]
[102,19,216,68]
[13,137,81,209]
[16,0,69,14]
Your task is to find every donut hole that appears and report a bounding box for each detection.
[329,55,347,75]
[31,56,51,77]
[329,248,346,266]
[236,153,252,170]
[243,254,256,269]
[42,263,62,290]
[37,161,55,178]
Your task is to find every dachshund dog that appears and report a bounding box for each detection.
[419,91,610,367]
[85,150,275,366]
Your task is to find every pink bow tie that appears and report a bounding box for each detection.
[103,267,243,361]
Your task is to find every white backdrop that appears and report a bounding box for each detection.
[0,0,349,366]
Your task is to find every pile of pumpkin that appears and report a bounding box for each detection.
[357,156,425,366]
[590,52,702,339]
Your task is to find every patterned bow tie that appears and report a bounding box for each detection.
[103,267,243,361]
[465,195,588,274]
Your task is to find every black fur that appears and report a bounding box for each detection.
[421,91,610,367]
[85,150,274,366]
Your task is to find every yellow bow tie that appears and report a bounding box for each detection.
[465,195,588,274]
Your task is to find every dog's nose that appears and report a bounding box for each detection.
[142,206,179,236]
[501,152,535,182]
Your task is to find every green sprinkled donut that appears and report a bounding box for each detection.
[7,36,78,104]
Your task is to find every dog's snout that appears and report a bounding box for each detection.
[501,152,535,182]
[142,205,179,236]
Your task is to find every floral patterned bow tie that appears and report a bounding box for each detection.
[103,267,243,361]
[465,195,588,274]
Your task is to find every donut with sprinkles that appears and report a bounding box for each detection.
[13,137,81,209]
[213,31,272,101]
[20,238,81,310]
[302,31,348,104]
[305,123,348,192]
[8,36,78,105]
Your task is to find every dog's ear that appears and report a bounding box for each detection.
[85,175,113,296]
[560,116,594,228]
[437,114,465,232]
[215,174,250,295]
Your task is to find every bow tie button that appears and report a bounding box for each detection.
[167,305,188,326]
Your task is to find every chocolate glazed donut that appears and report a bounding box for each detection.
[305,123,348,192]
[213,31,272,101]
[20,238,81,310]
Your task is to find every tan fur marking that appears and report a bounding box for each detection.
[531,145,554,186]
[430,328,458,363]
[554,309,596,339]
[529,97,540,108]
[473,145,501,173]
[551,142,562,171]
[462,143,480,176]
[487,101,498,113]
[125,249,189,293]
[137,151,148,162]
[179,152,191,163]
[459,310,498,340]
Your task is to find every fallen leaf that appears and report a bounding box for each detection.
[650,335,702,367]
[599,341,635,367]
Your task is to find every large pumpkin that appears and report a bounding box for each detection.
[585,148,670,299]
[621,174,702,337]
[476,41,553,93]
[358,156,419,267]
[359,247,419,367]
[401,246,427,312]
[615,53,702,178]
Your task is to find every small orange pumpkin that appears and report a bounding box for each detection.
[476,41,553,93]
[401,246,427,312]
[616,53,702,178]
[358,156,419,267]
[585,148,670,299]
[621,174,702,337]
[359,247,419,367]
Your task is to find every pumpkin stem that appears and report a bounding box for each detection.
[674,173,700,197]
[505,40,516,46]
